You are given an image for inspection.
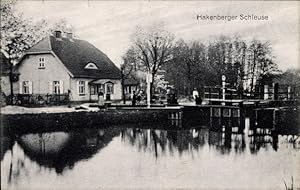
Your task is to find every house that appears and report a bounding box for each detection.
[124,77,139,99]
[15,31,122,103]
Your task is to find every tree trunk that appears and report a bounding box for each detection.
[187,75,192,100]
[150,82,154,103]
[250,51,257,93]
[151,72,156,100]
[121,73,126,104]
[9,60,14,104]
[186,61,192,100]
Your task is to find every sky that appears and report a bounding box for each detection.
[16,0,300,70]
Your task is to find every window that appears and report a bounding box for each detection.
[39,57,45,69]
[84,62,98,70]
[53,81,60,94]
[90,85,96,95]
[23,81,30,94]
[78,81,85,95]
[125,86,130,94]
[106,83,114,94]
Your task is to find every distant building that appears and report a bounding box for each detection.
[124,77,139,98]
[15,31,122,102]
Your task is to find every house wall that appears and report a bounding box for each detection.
[15,53,71,95]
[70,78,91,101]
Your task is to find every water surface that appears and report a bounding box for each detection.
[1,118,299,189]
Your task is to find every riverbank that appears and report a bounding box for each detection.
[1,104,99,115]
[1,108,183,135]
[0,100,192,115]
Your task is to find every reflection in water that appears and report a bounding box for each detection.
[1,128,120,187]
[1,115,300,189]
[120,127,242,157]
[120,121,269,158]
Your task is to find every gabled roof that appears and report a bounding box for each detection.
[24,35,121,79]
[26,36,52,53]
[124,77,139,85]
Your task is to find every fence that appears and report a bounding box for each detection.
[204,86,241,100]
[204,85,299,100]
[243,84,298,100]
[8,93,70,106]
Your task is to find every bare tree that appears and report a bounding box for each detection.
[246,39,277,92]
[128,23,174,97]
[120,49,136,104]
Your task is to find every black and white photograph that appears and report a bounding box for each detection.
[1,0,299,189]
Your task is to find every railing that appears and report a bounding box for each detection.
[204,86,241,100]
[9,93,70,106]
[243,84,298,100]
[204,85,299,101]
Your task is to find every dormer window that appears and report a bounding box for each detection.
[38,57,45,69]
[84,62,98,70]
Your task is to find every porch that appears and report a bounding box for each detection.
[88,79,118,101]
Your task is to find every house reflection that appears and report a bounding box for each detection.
[1,136,14,161]
[17,128,120,174]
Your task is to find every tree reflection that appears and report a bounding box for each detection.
[121,125,243,158]
[120,115,300,157]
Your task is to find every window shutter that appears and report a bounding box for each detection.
[49,81,53,94]
[85,81,88,95]
[28,81,33,94]
[19,81,22,94]
[59,80,64,94]
[77,81,80,95]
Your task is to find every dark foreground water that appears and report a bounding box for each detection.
[1,117,300,189]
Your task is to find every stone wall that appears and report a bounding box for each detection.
[2,109,171,134]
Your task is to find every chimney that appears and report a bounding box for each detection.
[54,30,62,39]
[66,32,73,41]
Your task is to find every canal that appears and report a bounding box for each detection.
[1,112,299,189]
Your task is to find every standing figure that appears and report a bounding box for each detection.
[132,91,137,106]
[166,88,171,104]
[67,90,72,108]
[192,88,199,100]
[136,92,142,105]
[98,89,105,109]
[195,95,202,105]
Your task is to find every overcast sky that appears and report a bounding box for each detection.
[16,0,299,70]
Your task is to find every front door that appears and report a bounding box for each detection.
[105,82,114,101]
[97,84,104,94]
[90,84,105,101]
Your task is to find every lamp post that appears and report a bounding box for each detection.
[146,72,152,108]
